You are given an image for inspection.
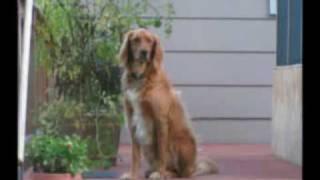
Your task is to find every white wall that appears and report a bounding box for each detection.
[272,65,302,165]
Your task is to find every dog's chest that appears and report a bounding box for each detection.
[126,88,153,145]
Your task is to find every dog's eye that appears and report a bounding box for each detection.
[133,37,140,43]
[146,37,152,44]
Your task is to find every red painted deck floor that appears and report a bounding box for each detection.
[25,144,302,180]
[95,144,301,180]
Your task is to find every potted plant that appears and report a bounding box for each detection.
[25,134,90,180]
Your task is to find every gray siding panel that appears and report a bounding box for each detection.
[193,120,271,144]
[177,86,272,118]
[153,20,276,52]
[144,0,270,18]
[163,53,276,85]
[120,119,271,144]
[125,0,276,143]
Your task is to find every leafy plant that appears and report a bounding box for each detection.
[34,0,174,104]
[32,0,174,170]
[32,98,124,169]
[25,134,90,176]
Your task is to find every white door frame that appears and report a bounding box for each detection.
[18,0,34,165]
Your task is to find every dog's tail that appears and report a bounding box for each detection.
[192,158,219,177]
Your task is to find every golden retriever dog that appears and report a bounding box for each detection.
[119,28,218,179]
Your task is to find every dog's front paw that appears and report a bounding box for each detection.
[148,171,162,180]
[120,172,135,180]
[145,169,154,178]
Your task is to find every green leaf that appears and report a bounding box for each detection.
[154,18,162,28]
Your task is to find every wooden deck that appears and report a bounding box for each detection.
[24,144,302,180]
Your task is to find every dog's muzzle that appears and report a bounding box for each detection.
[130,72,144,80]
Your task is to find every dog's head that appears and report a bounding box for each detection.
[119,28,163,79]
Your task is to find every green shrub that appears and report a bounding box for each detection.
[34,0,174,105]
[25,135,90,175]
[32,98,124,169]
[32,0,174,170]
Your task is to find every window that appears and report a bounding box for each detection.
[269,0,277,16]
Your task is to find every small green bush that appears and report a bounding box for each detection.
[25,134,90,175]
[32,98,124,169]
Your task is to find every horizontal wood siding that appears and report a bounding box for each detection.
[164,53,275,85]
[144,0,270,18]
[192,120,271,144]
[156,1,275,124]
[153,20,276,52]
[176,86,272,118]
[120,119,271,144]
[121,0,277,144]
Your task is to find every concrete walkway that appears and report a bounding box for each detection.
[90,144,302,180]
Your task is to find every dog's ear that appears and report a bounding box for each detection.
[119,31,133,66]
[150,34,163,64]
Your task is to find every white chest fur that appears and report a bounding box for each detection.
[126,88,152,145]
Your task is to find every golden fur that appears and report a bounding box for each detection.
[119,28,218,179]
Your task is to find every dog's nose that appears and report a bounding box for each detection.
[131,73,142,79]
[140,50,148,59]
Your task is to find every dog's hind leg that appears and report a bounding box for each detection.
[175,138,197,177]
